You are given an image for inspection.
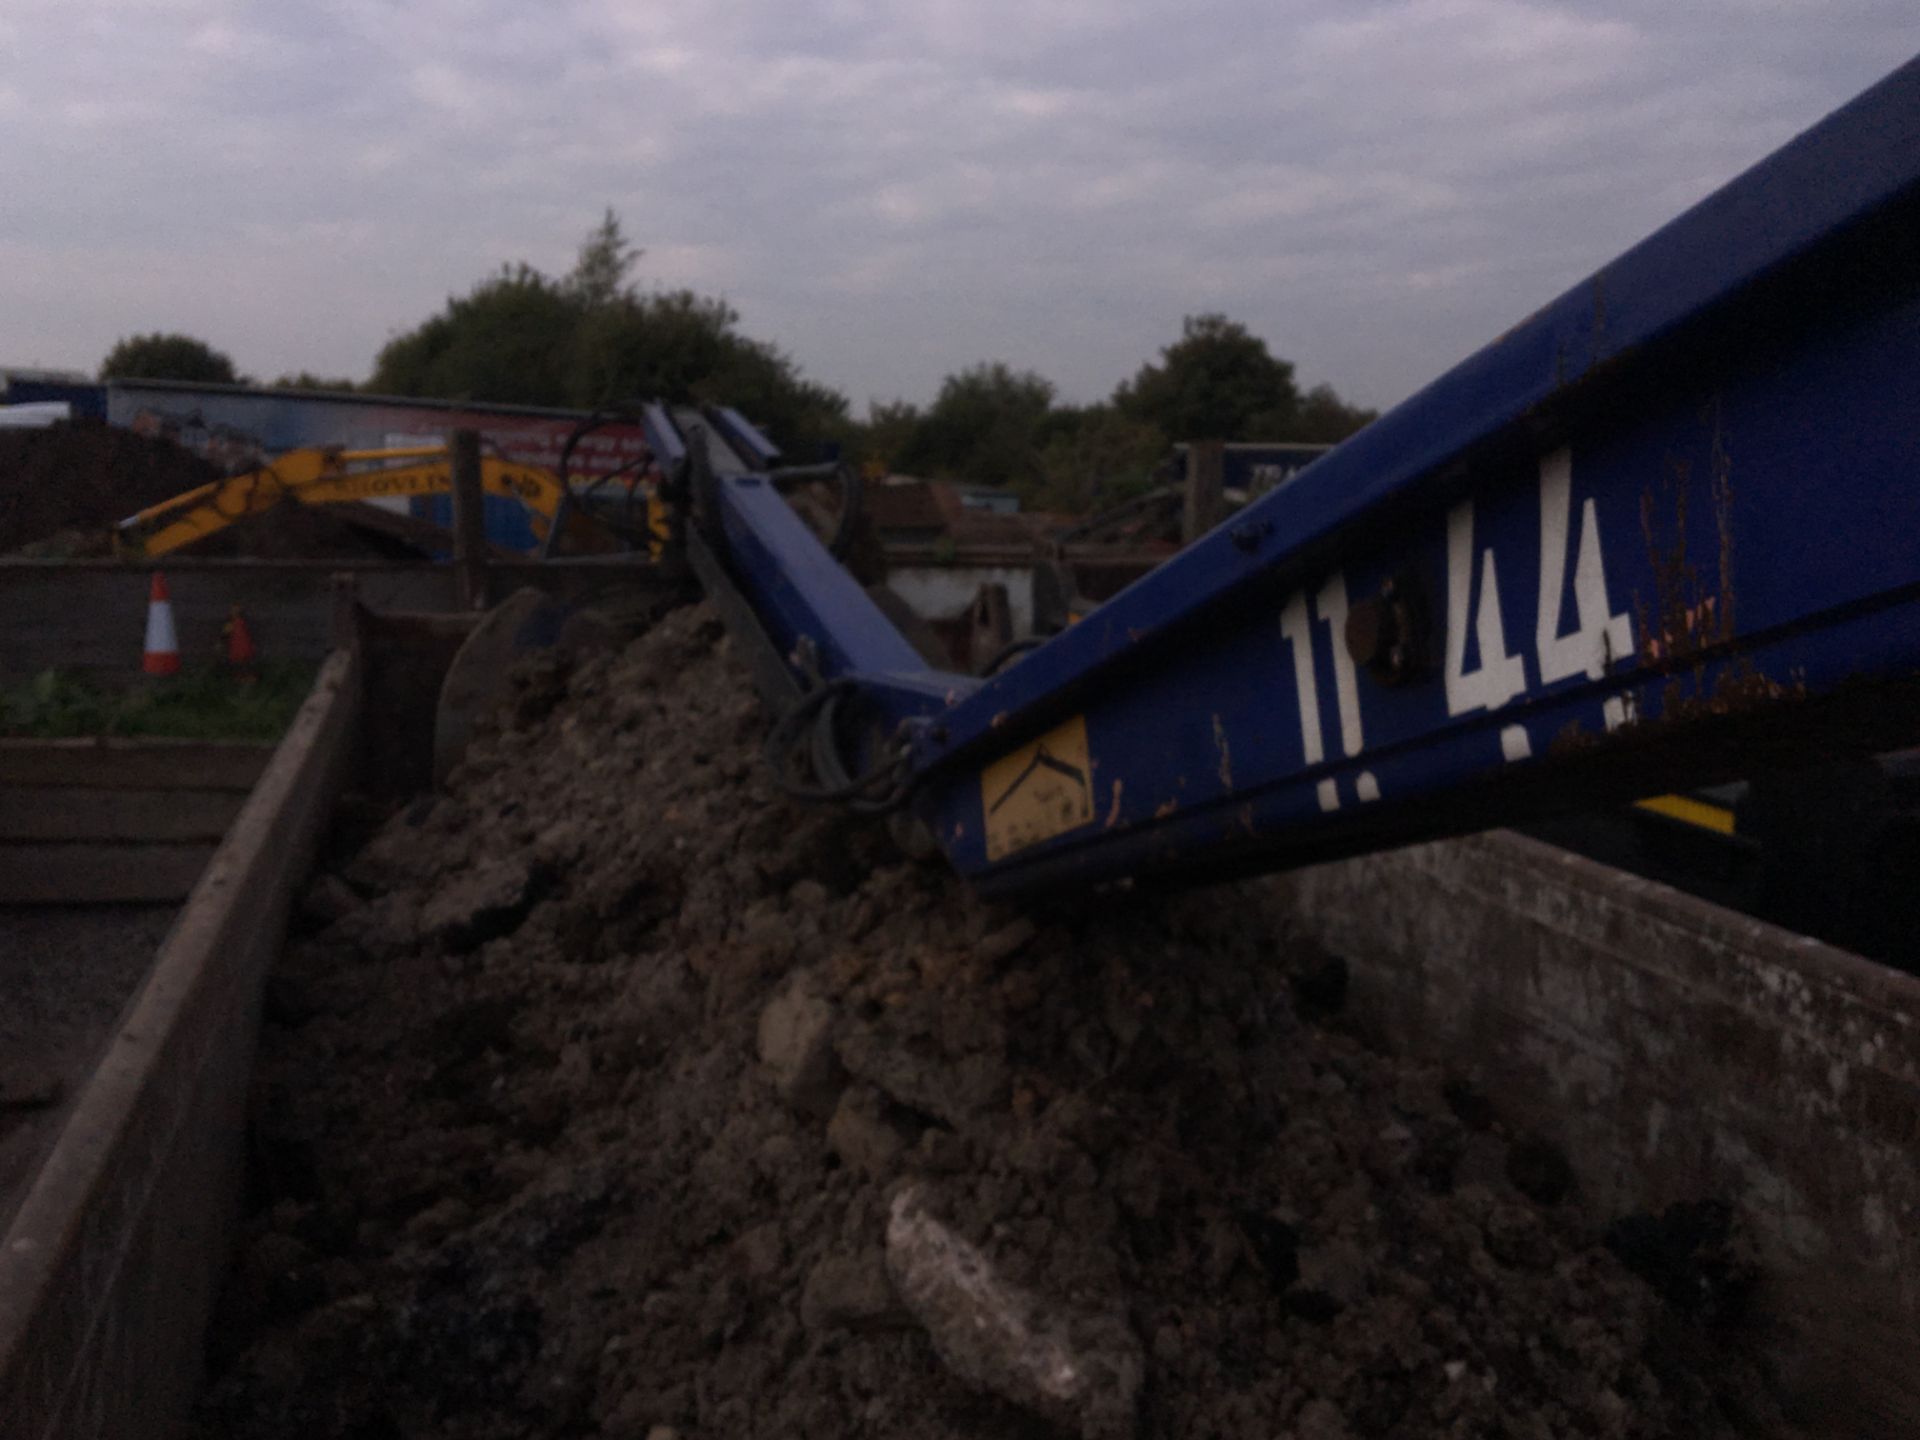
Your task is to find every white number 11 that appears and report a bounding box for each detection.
[1280,572,1364,766]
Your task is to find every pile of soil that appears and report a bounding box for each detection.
[0,420,218,553]
[188,500,428,561]
[193,604,1775,1439]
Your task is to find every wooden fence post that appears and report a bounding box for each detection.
[1182,439,1225,545]
[448,429,488,610]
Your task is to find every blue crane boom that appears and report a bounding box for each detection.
[681,56,1920,899]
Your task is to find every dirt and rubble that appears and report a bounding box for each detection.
[0,419,430,559]
[191,603,1780,1440]
[0,420,219,554]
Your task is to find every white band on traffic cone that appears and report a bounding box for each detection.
[143,572,181,676]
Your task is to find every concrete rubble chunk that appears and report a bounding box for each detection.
[755,976,842,1114]
[739,905,797,969]
[262,974,323,1028]
[826,1085,908,1178]
[419,858,537,952]
[786,878,830,911]
[885,1184,1143,1440]
[1291,1397,1351,1440]
[1505,1133,1576,1206]
[1296,1239,1371,1309]
[733,1222,785,1283]
[975,918,1037,966]
[299,873,362,926]
[836,1027,1006,1127]
[799,1247,898,1332]
[0,1062,63,1111]
[556,607,623,660]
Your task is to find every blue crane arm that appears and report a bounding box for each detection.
[690,56,1920,898]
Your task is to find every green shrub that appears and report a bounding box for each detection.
[0,663,316,740]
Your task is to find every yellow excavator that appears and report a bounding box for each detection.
[113,443,662,558]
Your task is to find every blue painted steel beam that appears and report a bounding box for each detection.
[706,473,975,727]
[879,56,1920,894]
[925,58,1920,773]
[640,402,686,470]
[697,58,1920,900]
[706,406,782,470]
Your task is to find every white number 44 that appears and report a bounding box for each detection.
[1445,447,1631,717]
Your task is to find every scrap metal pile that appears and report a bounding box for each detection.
[192,604,1773,1440]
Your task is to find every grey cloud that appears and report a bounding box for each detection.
[0,0,1913,415]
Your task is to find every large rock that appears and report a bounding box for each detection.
[885,1184,1142,1440]
[420,858,538,953]
[1291,1398,1352,1440]
[974,918,1037,966]
[836,1026,1006,1127]
[799,1248,898,1332]
[0,1061,62,1111]
[755,977,842,1115]
[826,1086,908,1178]
[299,873,362,927]
[1295,1239,1371,1310]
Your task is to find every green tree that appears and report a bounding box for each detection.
[897,362,1055,488]
[271,372,358,392]
[1289,382,1377,443]
[857,399,923,471]
[368,212,849,455]
[566,208,642,310]
[565,288,850,449]
[370,263,579,407]
[99,333,238,384]
[1027,404,1165,512]
[1114,313,1299,442]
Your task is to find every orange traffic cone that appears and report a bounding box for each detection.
[142,572,181,676]
[223,605,257,681]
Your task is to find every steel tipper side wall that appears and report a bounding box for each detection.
[929,296,1920,893]
[1270,829,1920,1433]
[0,649,361,1438]
[901,57,1920,894]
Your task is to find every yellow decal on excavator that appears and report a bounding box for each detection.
[980,715,1095,862]
[1634,793,1737,835]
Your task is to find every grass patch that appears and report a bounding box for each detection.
[0,662,317,741]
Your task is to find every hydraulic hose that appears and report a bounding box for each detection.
[763,677,910,814]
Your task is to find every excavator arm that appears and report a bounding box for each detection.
[115,446,580,557]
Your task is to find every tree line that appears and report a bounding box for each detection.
[97,211,1376,512]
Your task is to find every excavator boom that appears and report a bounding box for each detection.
[116,446,581,557]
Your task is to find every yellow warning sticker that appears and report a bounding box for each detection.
[981,715,1095,862]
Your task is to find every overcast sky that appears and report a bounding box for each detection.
[2,2,1913,415]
